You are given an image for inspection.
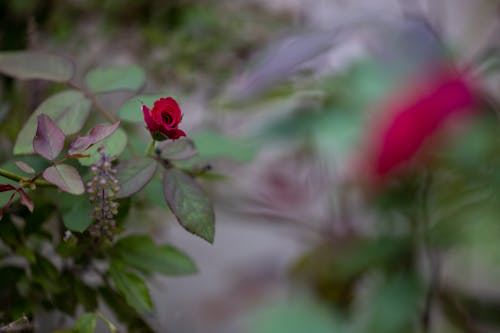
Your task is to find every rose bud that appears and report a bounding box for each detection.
[142,97,186,141]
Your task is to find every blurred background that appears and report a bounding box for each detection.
[1,0,500,332]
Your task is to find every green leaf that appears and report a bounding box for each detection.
[78,128,127,166]
[85,65,145,94]
[43,164,85,195]
[109,264,152,314]
[75,313,97,333]
[112,235,197,276]
[191,131,258,162]
[163,168,215,243]
[118,94,165,122]
[157,137,197,160]
[0,51,74,82]
[116,157,157,198]
[14,90,91,155]
[60,192,93,232]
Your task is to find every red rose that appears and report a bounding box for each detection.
[142,97,186,141]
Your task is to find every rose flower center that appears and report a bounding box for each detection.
[162,112,173,124]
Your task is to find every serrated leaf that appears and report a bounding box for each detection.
[43,164,84,195]
[116,157,157,198]
[78,128,127,166]
[75,313,97,333]
[112,235,197,276]
[109,264,152,314]
[118,94,164,122]
[85,65,145,94]
[33,114,66,160]
[157,137,197,160]
[60,193,93,232]
[14,90,91,155]
[0,51,74,82]
[15,161,35,174]
[69,121,120,155]
[163,168,215,243]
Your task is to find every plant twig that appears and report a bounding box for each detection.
[0,168,53,187]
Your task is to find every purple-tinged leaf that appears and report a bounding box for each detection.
[116,157,157,198]
[17,188,34,212]
[15,161,35,174]
[163,168,215,243]
[0,184,16,192]
[69,121,120,155]
[157,137,197,160]
[43,164,84,195]
[33,114,65,161]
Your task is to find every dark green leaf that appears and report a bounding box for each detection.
[75,313,97,333]
[112,235,197,276]
[85,65,145,94]
[109,264,152,314]
[60,193,93,232]
[99,288,155,333]
[156,137,197,160]
[33,114,66,161]
[0,51,74,82]
[14,90,91,155]
[116,157,157,198]
[74,280,98,311]
[163,168,215,243]
[43,164,85,195]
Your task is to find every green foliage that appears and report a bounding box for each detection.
[0,41,217,330]
[116,157,157,198]
[0,51,74,81]
[14,90,91,155]
[112,235,197,275]
[85,65,145,94]
[109,263,153,314]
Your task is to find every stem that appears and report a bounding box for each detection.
[68,81,116,123]
[146,140,156,156]
[0,168,53,187]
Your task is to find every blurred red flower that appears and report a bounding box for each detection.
[363,66,478,181]
[142,97,186,141]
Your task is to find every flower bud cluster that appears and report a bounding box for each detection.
[86,147,120,240]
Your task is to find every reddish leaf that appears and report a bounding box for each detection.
[43,164,84,195]
[0,184,16,192]
[68,121,120,155]
[33,114,66,161]
[17,188,34,212]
